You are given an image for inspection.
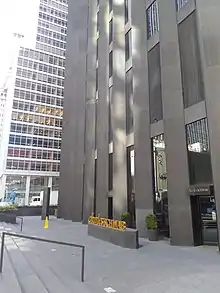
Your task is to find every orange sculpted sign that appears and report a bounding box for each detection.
[88,216,126,231]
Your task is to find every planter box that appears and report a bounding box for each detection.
[0,213,17,224]
[88,223,139,249]
[148,229,159,241]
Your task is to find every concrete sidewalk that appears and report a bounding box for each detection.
[1,216,220,293]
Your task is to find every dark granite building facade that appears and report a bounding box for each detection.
[59,0,220,247]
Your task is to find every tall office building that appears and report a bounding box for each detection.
[59,0,220,247]
[0,0,67,205]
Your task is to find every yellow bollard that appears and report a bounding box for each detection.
[44,216,49,229]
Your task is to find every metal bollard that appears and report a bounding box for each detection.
[0,232,5,273]
[81,246,85,282]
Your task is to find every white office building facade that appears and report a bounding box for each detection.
[0,0,67,205]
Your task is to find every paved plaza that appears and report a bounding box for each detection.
[0,216,220,292]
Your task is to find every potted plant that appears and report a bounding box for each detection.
[145,214,158,241]
[121,212,130,227]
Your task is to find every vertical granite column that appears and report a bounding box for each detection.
[83,1,97,223]
[59,0,88,221]
[131,0,154,236]
[95,0,109,217]
[196,0,220,248]
[158,0,194,245]
[112,0,127,219]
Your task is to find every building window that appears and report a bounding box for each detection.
[186,119,213,185]
[125,29,131,61]
[109,19,113,44]
[109,51,113,78]
[148,43,163,123]
[152,135,167,202]
[127,146,135,228]
[125,0,129,24]
[176,0,188,10]
[147,1,159,39]
[125,69,133,134]
[97,10,99,33]
[108,153,113,191]
[5,175,26,205]
[152,134,169,236]
[178,12,204,108]
[109,0,113,13]
[109,86,113,143]
[52,177,59,191]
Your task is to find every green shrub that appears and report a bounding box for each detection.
[120,212,130,222]
[0,205,18,212]
[145,214,158,230]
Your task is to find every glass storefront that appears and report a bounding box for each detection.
[127,146,135,228]
[52,177,59,191]
[5,175,26,206]
[200,195,217,245]
[152,134,169,237]
[29,176,48,200]
[187,119,217,246]
[4,175,55,206]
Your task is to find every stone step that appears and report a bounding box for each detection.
[0,243,23,293]
[13,237,73,293]
[2,223,91,293]
[4,235,48,293]
[16,237,92,293]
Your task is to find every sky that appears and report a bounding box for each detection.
[0,0,39,86]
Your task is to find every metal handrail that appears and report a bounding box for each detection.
[0,232,85,282]
[16,217,24,232]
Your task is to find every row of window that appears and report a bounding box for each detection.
[39,12,67,28]
[147,0,189,39]
[10,123,62,138]
[11,112,63,128]
[37,34,66,50]
[14,89,63,107]
[16,68,64,87]
[37,27,66,42]
[107,1,189,57]
[40,0,68,12]
[8,147,60,161]
[6,159,60,172]
[36,42,65,57]
[13,100,63,117]
[9,134,61,149]
[39,4,68,20]
[38,20,67,35]
[15,78,64,97]
[17,60,64,78]
[19,48,65,67]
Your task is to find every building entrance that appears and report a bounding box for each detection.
[191,188,218,246]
